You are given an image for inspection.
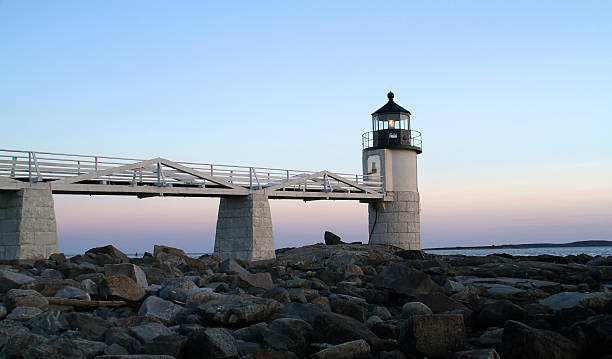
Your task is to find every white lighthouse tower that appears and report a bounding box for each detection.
[362,92,422,249]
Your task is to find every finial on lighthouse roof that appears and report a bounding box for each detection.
[372,91,411,116]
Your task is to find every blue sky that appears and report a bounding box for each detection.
[1,1,610,253]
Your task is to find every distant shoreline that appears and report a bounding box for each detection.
[424,239,612,251]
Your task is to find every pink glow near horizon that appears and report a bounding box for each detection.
[53,162,611,253]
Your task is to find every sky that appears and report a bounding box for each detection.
[1,1,611,254]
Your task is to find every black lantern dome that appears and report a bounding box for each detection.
[363,92,422,153]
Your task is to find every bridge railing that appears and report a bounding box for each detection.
[0,149,384,194]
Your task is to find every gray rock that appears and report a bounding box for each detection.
[138,295,183,324]
[470,327,503,349]
[288,288,308,303]
[452,349,500,359]
[0,269,35,293]
[373,263,443,296]
[196,294,283,325]
[23,337,90,359]
[539,291,588,311]
[399,314,466,358]
[73,339,108,358]
[85,244,130,264]
[324,231,343,245]
[6,288,49,311]
[100,274,146,301]
[313,339,371,359]
[501,320,581,359]
[313,312,380,347]
[263,287,291,302]
[478,300,528,327]
[236,340,261,357]
[129,323,173,344]
[104,343,129,355]
[0,325,46,356]
[26,309,69,334]
[444,280,466,293]
[266,318,313,356]
[41,268,64,280]
[6,306,43,321]
[371,306,392,320]
[142,334,186,359]
[238,272,274,290]
[55,285,91,300]
[105,263,149,287]
[568,314,612,357]
[218,258,250,276]
[185,327,238,359]
[401,302,433,318]
[159,277,198,303]
[0,304,6,320]
[330,297,368,322]
[105,330,143,354]
[64,312,111,341]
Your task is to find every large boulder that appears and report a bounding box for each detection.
[399,314,466,358]
[324,231,344,245]
[105,263,149,287]
[21,278,85,296]
[195,294,283,325]
[0,269,34,293]
[501,320,582,359]
[138,295,183,324]
[129,323,173,344]
[26,309,69,334]
[265,318,313,356]
[478,300,528,328]
[238,272,275,290]
[99,274,146,301]
[5,288,49,311]
[540,291,612,313]
[159,277,198,303]
[64,312,111,341]
[373,263,443,296]
[85,244,130,264]
[185,327,238,359]
[55,286,91,300]
[401,302,433,318]
[313,312,380,346]
[6,306,43,321]
[569,314,612,357]
[313,339,371,359]
[330,296,368,322]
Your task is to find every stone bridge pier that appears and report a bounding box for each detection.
[214,193,276,261]
[0,188,58,261]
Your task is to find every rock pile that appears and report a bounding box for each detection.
[1,243,611,358]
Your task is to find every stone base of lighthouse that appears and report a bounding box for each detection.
[214,193,275,261]
[0,188,59,261]
[368,191,420,250]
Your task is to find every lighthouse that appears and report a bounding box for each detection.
[362,92,422,249]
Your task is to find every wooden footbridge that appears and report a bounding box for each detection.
[0,149,386,200]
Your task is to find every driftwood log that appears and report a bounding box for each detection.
[46,297,127,307]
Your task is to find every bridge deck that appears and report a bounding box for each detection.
[0,149,386,201]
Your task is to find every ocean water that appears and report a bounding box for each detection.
[424,246,612,257]
[119,246,612,259]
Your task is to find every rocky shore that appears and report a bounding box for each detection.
[1,243,611,359]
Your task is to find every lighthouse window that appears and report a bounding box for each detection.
[388,119,395,128]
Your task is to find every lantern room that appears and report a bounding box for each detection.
[363,91,422,153]
[372,91,411,131]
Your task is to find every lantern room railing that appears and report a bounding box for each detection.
[362,130,422,150]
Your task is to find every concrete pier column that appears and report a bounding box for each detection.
[0,188,59,261]
[368,191,420,250]
[214,193,275,261]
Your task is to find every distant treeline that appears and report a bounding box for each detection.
[425,240,612,251]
